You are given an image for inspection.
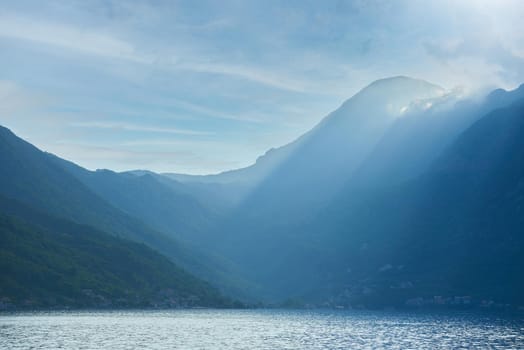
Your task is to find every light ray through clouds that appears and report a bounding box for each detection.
[0,0,523,174]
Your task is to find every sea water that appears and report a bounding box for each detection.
[1,309,523,349]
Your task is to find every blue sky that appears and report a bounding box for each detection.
[1,0,524,174]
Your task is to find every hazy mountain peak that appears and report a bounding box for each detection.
[340,76,446,117]
[310,77,447,137]
[163,77,451,190]
[486,83,524,109]
[363,75,442,90]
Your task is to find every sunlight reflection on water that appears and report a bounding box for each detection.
[1,309,523,349]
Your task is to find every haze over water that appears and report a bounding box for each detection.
[1,309,524,349]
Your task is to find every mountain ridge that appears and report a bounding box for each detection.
[3,76,524,308]
[0,125,253,301]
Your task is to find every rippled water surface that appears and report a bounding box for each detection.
[1,309,523,349]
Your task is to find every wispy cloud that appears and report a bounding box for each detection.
[70,121,213,136]
[178,62,311,93]
[2,1,524,173]
[0,14,152,63]
[0,14,316,94]
[0,11,372,98]
[155,97,265,123]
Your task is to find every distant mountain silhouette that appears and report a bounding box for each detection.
[195,77,466,299]
[0,126,248,303]
[52,157,214,242]
[176,79,524,305]
[3,77,524,309]
[266,96,524,307]
[170,76,446,198]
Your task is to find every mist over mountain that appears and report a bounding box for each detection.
[240,77,445,208]
[172,77,446,198]
[185,77,477,298]
[0,126,250,304]
[298,97,524,307]
[52,158,214,242]
[159,77,524,305]
[2,76,524,309]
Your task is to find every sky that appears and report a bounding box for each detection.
[1,0,524,174]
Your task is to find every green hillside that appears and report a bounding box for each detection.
[0,197,237,309]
